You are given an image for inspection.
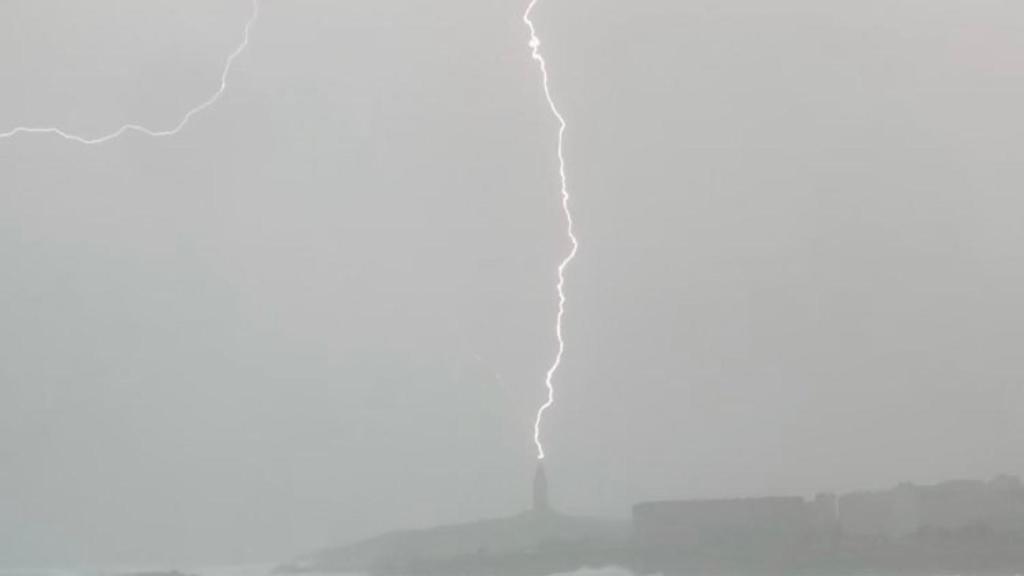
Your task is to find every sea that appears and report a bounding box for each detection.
[0,566,636,576]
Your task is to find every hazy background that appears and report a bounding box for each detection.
[3,0,1024,568]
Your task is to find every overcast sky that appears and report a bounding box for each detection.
[4,0,1024,567]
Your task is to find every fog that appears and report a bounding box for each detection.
[3,0,1024,569]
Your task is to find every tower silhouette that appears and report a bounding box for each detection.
[533,462,550,512]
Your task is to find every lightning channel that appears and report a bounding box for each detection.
[524,0,579,461]
[0,0,260,145]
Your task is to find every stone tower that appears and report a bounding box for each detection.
[533,461,550,512]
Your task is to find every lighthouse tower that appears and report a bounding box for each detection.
[532,462,550,513]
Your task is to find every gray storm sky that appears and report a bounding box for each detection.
[3,0,1024,567]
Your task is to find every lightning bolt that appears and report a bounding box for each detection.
[4,0,574,460]
[0,0,259,144]
[524,0,579,461]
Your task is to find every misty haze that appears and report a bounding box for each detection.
[4,1,1024,575]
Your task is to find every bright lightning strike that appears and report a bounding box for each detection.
[524,0,579,461]
[0,0,260,145]
[5,0,572,460]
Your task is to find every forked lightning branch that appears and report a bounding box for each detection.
[0,0,260,144]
